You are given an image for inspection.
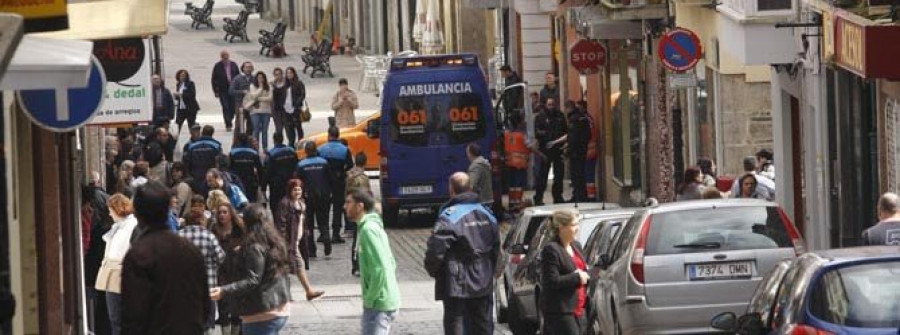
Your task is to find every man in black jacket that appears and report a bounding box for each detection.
[211,50,240,131]
[534,98,568,205]
[296,142,333,256]
[151,75,175,129]
[318,126,354,243]
[183,125,222,196]
[425,172,500,335]
[264,132,298,211]
[499,65,523,115]
[121,181,209,335]
[229,133,262,202]
[566,100,591,203]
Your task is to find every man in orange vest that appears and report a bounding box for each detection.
[504,111,537,212]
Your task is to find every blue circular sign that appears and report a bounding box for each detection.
[658,28,703,72]
[17,56,107,132]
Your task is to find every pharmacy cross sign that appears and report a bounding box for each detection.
[658,28,703,72]
[17,55,107,132]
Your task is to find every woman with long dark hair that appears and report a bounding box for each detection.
[736,174,765,199]
[244,71,273,150]
[276,179,324,300]
[270,68,289,142]
[697,157,717,188]
[173,69,200,134]
[211,202,245,335]
[676,167,705,201]
[211,204,292,335]
[284,67,306,145]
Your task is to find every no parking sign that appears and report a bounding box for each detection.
[658,28,703,72]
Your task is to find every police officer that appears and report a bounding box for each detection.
[264,132,298,212]
[534,98,568,205]
[183,125,222,196]
[318,125,354,243]
[229,133,263,202]
[425,172,500,335]
[296,142,333,256]
[566,100,591,203]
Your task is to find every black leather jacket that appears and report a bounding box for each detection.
[221,243,292,316]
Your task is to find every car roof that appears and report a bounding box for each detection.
[581,208,640,220]
[804,246,900,264]
[522,202,622,217]
[642,198,778,214]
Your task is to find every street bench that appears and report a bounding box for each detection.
[258,22,287,57]
[223,10,250,42]
[187,0,215,29]
[302,39,334,78]
[236,0,259,13]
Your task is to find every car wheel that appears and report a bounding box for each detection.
[494,278,508,324]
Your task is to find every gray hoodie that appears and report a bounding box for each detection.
[468,156,494,204]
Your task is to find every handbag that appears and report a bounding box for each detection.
[300,100,312,123]
[95,259,124,293]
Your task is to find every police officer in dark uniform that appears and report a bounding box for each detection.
[183,125,223,196]
[534,98,568,205]
[566,100,591,203]
[264,132,298,212]
[295,142,333,256]
[229,133,263,202]
[317,125,354,243]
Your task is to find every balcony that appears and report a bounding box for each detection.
[719,0,794,21]
[598,0,669,20]
[716,0,797,65]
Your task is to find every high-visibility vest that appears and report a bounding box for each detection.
[504,131,530,169]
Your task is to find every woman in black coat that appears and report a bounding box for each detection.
[174,69,201,135]
[540,209,591,335]
[284,67,307,146]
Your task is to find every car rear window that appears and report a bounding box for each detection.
[645,206,793,255]
[809,261,900,328]
[520,216,548,246]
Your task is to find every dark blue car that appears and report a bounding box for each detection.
[711,246,900,335]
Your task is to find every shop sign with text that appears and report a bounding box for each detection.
[89,38,153,125]
[0,0,68,32]
[833,13,900,79]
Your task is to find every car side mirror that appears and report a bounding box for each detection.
[509,244,528,255]
[366,119,380,138]
[710,312,737,331]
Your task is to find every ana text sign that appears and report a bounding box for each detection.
[89,38,153,125]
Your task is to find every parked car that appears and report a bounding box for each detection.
[710,246,900,334]
[583,216,632,334]
[296,112,381,170]
[495,203,620,324]
[502,205,636,335]
[592,199,804,334]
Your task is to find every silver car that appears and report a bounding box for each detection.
[593,199,804,334]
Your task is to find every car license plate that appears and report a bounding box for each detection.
[688,261,753,280]
[400,185,432,195]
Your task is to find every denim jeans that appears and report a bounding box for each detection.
[106,292,122,335]
[251,113,272,150]
[241,316,287,335]
[361,308,397,335]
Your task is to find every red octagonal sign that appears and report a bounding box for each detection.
[569,39,607,75]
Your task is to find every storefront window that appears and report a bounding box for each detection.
[611,41,641,188]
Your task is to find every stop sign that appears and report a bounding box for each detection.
[569,39,607,75]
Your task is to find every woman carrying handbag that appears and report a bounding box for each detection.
[95,194,140,335]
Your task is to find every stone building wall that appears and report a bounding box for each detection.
[719,73,774,178]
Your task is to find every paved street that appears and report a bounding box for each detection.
[163,1,511,333]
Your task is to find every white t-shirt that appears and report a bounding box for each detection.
[284,86,294,114]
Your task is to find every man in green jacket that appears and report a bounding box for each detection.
[345,189,401,334]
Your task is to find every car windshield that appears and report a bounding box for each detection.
[809,261,900,328]
[645,206,793,255]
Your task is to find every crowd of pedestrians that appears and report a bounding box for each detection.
[675,149,777,201]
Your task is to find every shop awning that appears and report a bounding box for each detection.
[34,0,169,40]
[0,36,93,90]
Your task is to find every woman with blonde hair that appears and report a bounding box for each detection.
[207,189,231,213]
[95,194,139,335]
[539,209,590,335]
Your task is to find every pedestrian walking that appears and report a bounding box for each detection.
[265,133,299,212]
[676,167,705,201]
[697,157,717,188]
[566,100,591,203]
[245,71,273,150]
[212,50,240,131]
[210,204,293,335]
[735,174,766,199]
[534,98,568,205]
[170,162,196,218]
[230,133,263,203]
[756,149,775,181]
[144,142,171,186]
[284,67,306,144]
[863,192,900,245]
[130,162,149,189]
[344,189,401,335]
[151,74,175,129]
[539,209,590,335]
[230,61,257,134]
[182,124,202,156]
[149,127,177,164]
[177,211,226,334]
[271,68,289,140]
[206,168,249,210]
[115,160,135,196]
[183,125,223,195]
[210,202,245,335]
[331,78,359,128]
[121,181,210,335]
[174,69,201,135]
[295,142,333,256]
[425,172,500,335]
[94,194,138,335]
[503,111,534,211]
[345,152,370,276]
[730,156,775,200]
[216,153,246,193]
[275,179,325,300]
[539,72,559,106]
[319,127,354,243]
[466,143,493,205]
[499,65,523,113]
